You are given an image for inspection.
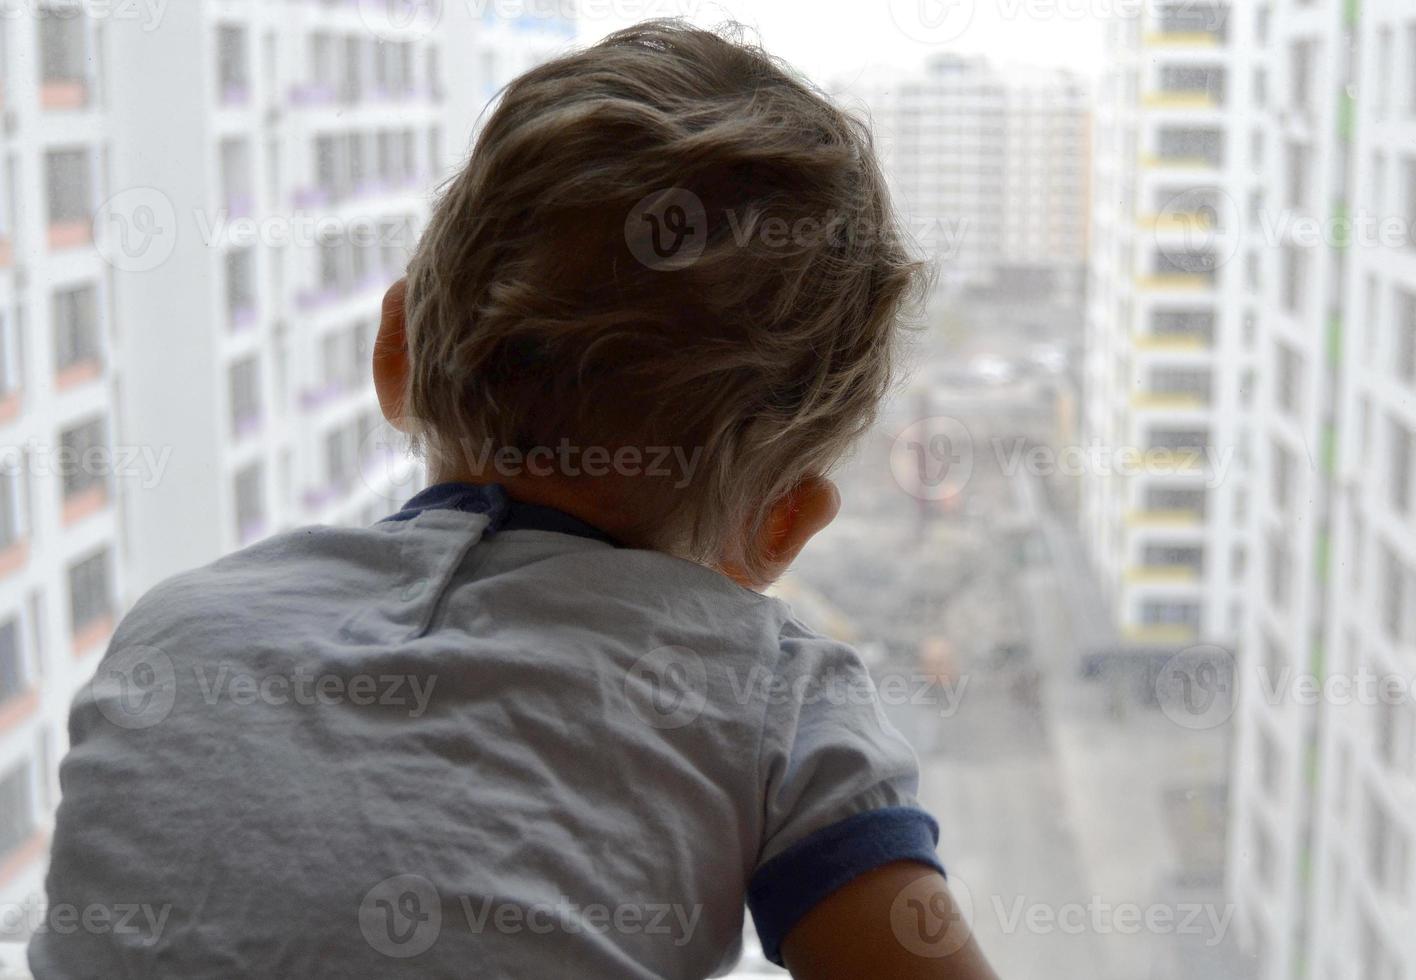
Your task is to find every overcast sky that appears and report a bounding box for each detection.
[574,0,1107,89]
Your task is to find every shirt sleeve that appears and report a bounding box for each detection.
[746,617,946,966]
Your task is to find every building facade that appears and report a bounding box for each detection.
[1083,0,1252,652]
[0,0,574,931]
[1228,1,1416,978]
[1087,1,1416,977]
[0,4,123,922]
[859,54,1092,307]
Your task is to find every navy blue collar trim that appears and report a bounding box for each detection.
[382,482,621,548]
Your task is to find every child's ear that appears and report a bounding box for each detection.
[723,476,841,592]
[373,279,412,429]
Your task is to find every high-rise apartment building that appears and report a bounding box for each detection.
[0,5,122,917]
[1082,1,1253,652]
[1088,1,1415,976]
[1228,1,1416,978]
[0,0,574,932]
[857,54,1092,306]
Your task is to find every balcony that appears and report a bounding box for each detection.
[72,613,113,658]
[1130,392,1211,411]
[1143,91,1222,111]
[0,688,38,734]
[0,390,20,425]
[40,79,89,110]
[1125,565,1202,585]
[1133,333,1211,353]
[1139,449,1207,473]
[56,356,103,391]
[1125,509,1205,528]
[1135,273,1214,292]
[1138,210,1220,234]
[0,540,28,580]
[0,830,47,890]
[61,483,108,527]
[48,220,93,252]
[1141,154,1222,172]
[1123,623,1199,645]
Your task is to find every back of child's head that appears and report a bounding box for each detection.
[403,20,926,579]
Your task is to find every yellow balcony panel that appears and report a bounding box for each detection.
[1123,624,1199,646]
[1138,212,1218,234]
[1126,509,1205,528]
[1141,155,1220,171]
[1135,274,1213,292]
[1143,92,1221,110]
[1133,334,1211,353]
[1130,392,1210,411]
[1125,566,1202,585]
[1138,449,1206,472]
[1143,32,1222,48]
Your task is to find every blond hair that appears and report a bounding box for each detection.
[403,20,927,579]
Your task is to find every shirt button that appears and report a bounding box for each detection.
[402,578,427,601]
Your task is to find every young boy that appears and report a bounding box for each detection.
[33,21,997,980]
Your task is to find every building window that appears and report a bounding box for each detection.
[1141,543,1204,572]
[234,462,264,544]
[1149,366,1212,402]
[1148,427,1209,453]
[1275,341,1304,418]
[1282,244,1308,314]
[1406,159,1416,250]
[1157,127,1223,167]
[59,416,108,501]
[229,356,261,438]
[1382,546,1414,647]
[1391,417,1414,516]
[225,248,257,328]
[37,10,88,108]
[324,425,355,492]
[67,548,112,637]
[53,283,101,375]
[216,24,249,105]
[1258,725,1282,801]
[1396,289,1416,386]
[220,138,253,216]
[1286,141,1309,211]
[0,467,21,550]
[0,761,34,860]
[1375,697,1416,776]
[0,618,22,704]
[1366,789,1411,900]
[1268,531,1291,611]
[1289,39,1314,114]
[1139,599,1201,629]
[45,149,93,243]
[1271,440,1295,514]
[1145,485,1207,516]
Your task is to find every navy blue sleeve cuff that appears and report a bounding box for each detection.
[746,805,946,967]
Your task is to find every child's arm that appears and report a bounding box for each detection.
[780,862,1000,980]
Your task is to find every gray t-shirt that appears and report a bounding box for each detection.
[32,484,943,978]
